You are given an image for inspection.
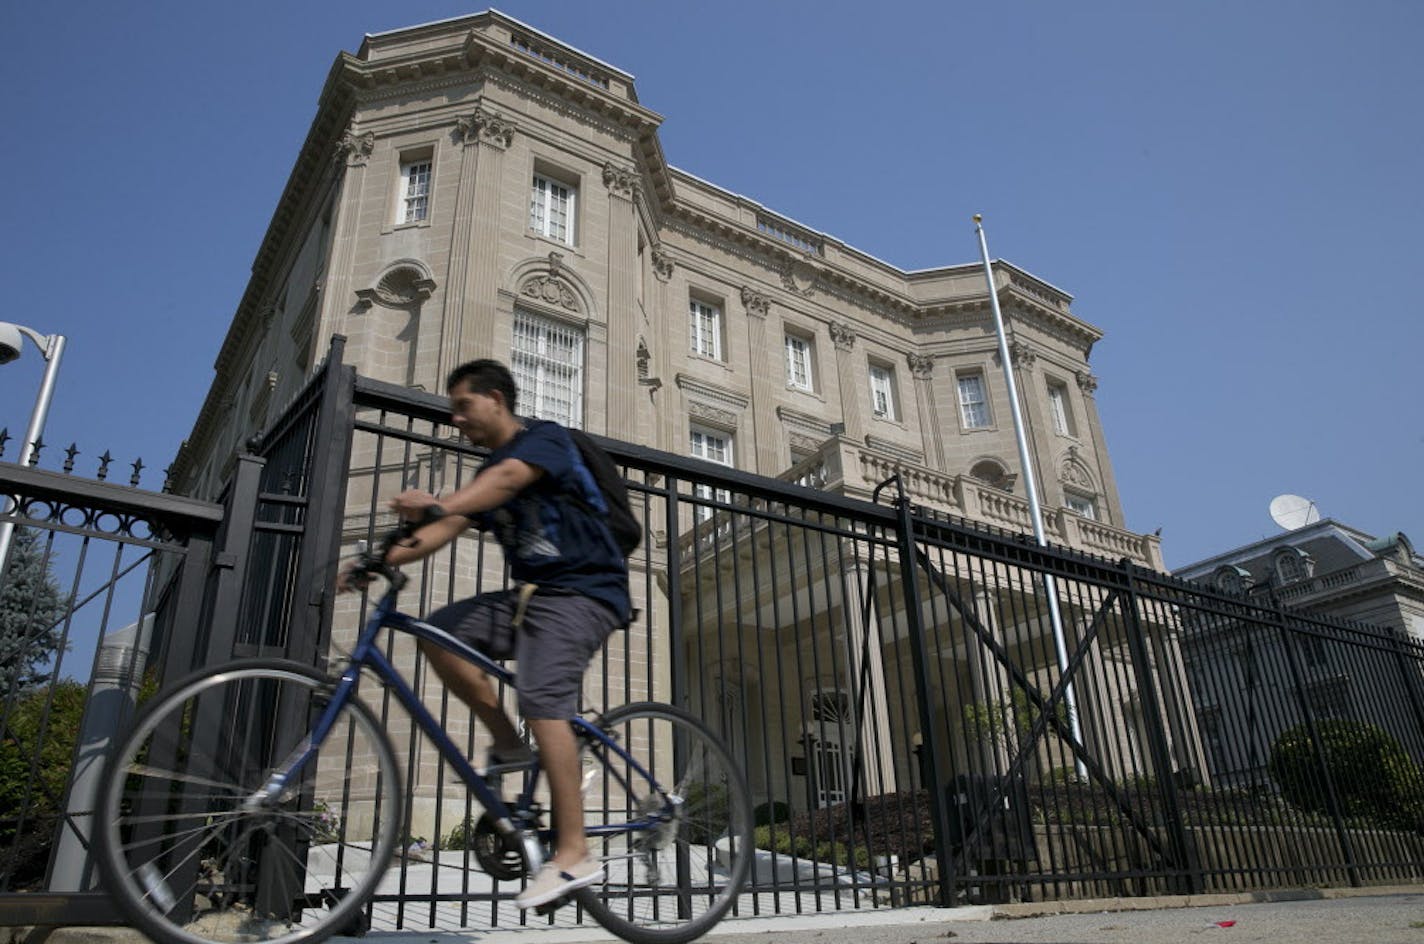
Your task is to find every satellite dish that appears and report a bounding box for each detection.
[1269,494,1321,531]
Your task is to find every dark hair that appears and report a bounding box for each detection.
[446,359,518,412]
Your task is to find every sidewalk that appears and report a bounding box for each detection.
[9,886,1422,944]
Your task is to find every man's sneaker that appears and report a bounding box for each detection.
[481,744,536,778]
[515,856,605,910]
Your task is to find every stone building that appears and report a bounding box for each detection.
[167,11,1186,830]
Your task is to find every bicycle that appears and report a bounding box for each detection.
[95,519,754,944]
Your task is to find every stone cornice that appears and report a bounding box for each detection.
[674,373,750,412]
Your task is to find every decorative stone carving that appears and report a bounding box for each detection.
[1075,371,1099,396]
[1061,454,1095,489]
[335,130,375,167]
[353,264,437,310]
[602,162,639,200]
[1010,340,1037,368]
[739,286,770,318]
[520,276,579,311]
[829,322,857,352]
[906,353,935,379]
[456,106,515,149]
[650,247,674,282]
[780,258,819,297]
[688,400,737,430]
[636,337,651,380]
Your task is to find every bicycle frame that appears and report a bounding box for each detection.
[252,583,667,857]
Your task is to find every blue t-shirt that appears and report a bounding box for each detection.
[470,420,631,624]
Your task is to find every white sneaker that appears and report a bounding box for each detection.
[515,856,605,909]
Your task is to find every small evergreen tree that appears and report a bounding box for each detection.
[0,527,70,690]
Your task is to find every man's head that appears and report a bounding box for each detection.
[445,359,521,446]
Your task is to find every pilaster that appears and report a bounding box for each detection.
[740,287,780,473]
[318,128,374,349]
[829,321,864,442]
[603,162,640,434]
[1076,371,1125,526]
[907,353,945,469]
[448,105,515,371]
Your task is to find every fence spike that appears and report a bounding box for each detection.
[162,464,175,493]
[97,450,113,481]
[27,437,44,466]
[0,428,9,459]
[63,443,79,474]
[130,457,145,487]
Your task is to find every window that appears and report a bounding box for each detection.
[689,425,733,521]
[529,173,575,244]
[1047,381,1076,436]
[398,158,432,224]
[957,372,990,429]
[869,363,897,421]
[689,300,722,360]
[785,333,813,391]
[1064,493,1097,520]
[511,310,584,428]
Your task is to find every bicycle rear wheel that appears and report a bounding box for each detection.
[576,702,753,944]
[95,659,403,944]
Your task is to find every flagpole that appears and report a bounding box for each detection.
[972,215,1086,779]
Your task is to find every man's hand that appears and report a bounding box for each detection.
[389,489,443,521]
[336,558,373,594]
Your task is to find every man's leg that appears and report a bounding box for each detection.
[526,717,587,867]
[418,639,522,753]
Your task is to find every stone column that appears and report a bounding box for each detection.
[318,129,374,344]
[602,163,640,435]
[829,321,864,442]
[907,353,945,469]
[740,287,779,473]
[841,558,898,794]
[445,106,515,374]
[649,247,676,452]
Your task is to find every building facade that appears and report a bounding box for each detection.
[168,11,1160,572]
[166,12,1187,837]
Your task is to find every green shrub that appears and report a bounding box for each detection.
[1268,720,1424,832]
[752,821,876,869]
[0,680,87,889]
[682,779,730,844]
[753,800,790,827]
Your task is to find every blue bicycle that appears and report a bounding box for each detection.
[95,523,754,944]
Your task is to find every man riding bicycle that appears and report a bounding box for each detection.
[338,358,630,909]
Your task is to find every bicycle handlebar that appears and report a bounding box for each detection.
[350,504,448,593]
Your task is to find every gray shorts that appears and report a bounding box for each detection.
[424,587,619,720]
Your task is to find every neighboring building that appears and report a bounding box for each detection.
[1175,520,1424,789]
[166,11,1187,831]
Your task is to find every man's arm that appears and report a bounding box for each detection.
[384,457,544,568]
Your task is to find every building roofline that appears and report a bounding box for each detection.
[1174,518,1380,578]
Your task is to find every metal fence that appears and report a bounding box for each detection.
[1,339,1421,929]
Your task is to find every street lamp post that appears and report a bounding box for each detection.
[0,321,67,570]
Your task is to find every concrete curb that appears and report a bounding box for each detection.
[987,882,1424,920]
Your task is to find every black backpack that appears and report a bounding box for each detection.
[567,428,642,559]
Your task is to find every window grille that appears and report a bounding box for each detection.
[511,310,584,428]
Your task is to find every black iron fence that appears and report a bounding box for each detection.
[2,340,1421,928]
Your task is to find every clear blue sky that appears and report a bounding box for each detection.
[1,0,1419,570]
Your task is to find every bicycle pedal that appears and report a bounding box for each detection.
[534,894,569,917]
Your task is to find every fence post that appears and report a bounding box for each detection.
[1271,598,1361,887]
[891,481,955,906]
[283,339,356,669]
[195,453,264,665]
[1117,558,1200,894]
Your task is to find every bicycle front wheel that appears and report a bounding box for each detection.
[576,702,753,944]
[96,659,403,944]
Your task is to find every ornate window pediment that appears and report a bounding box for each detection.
[353,262,436,310]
